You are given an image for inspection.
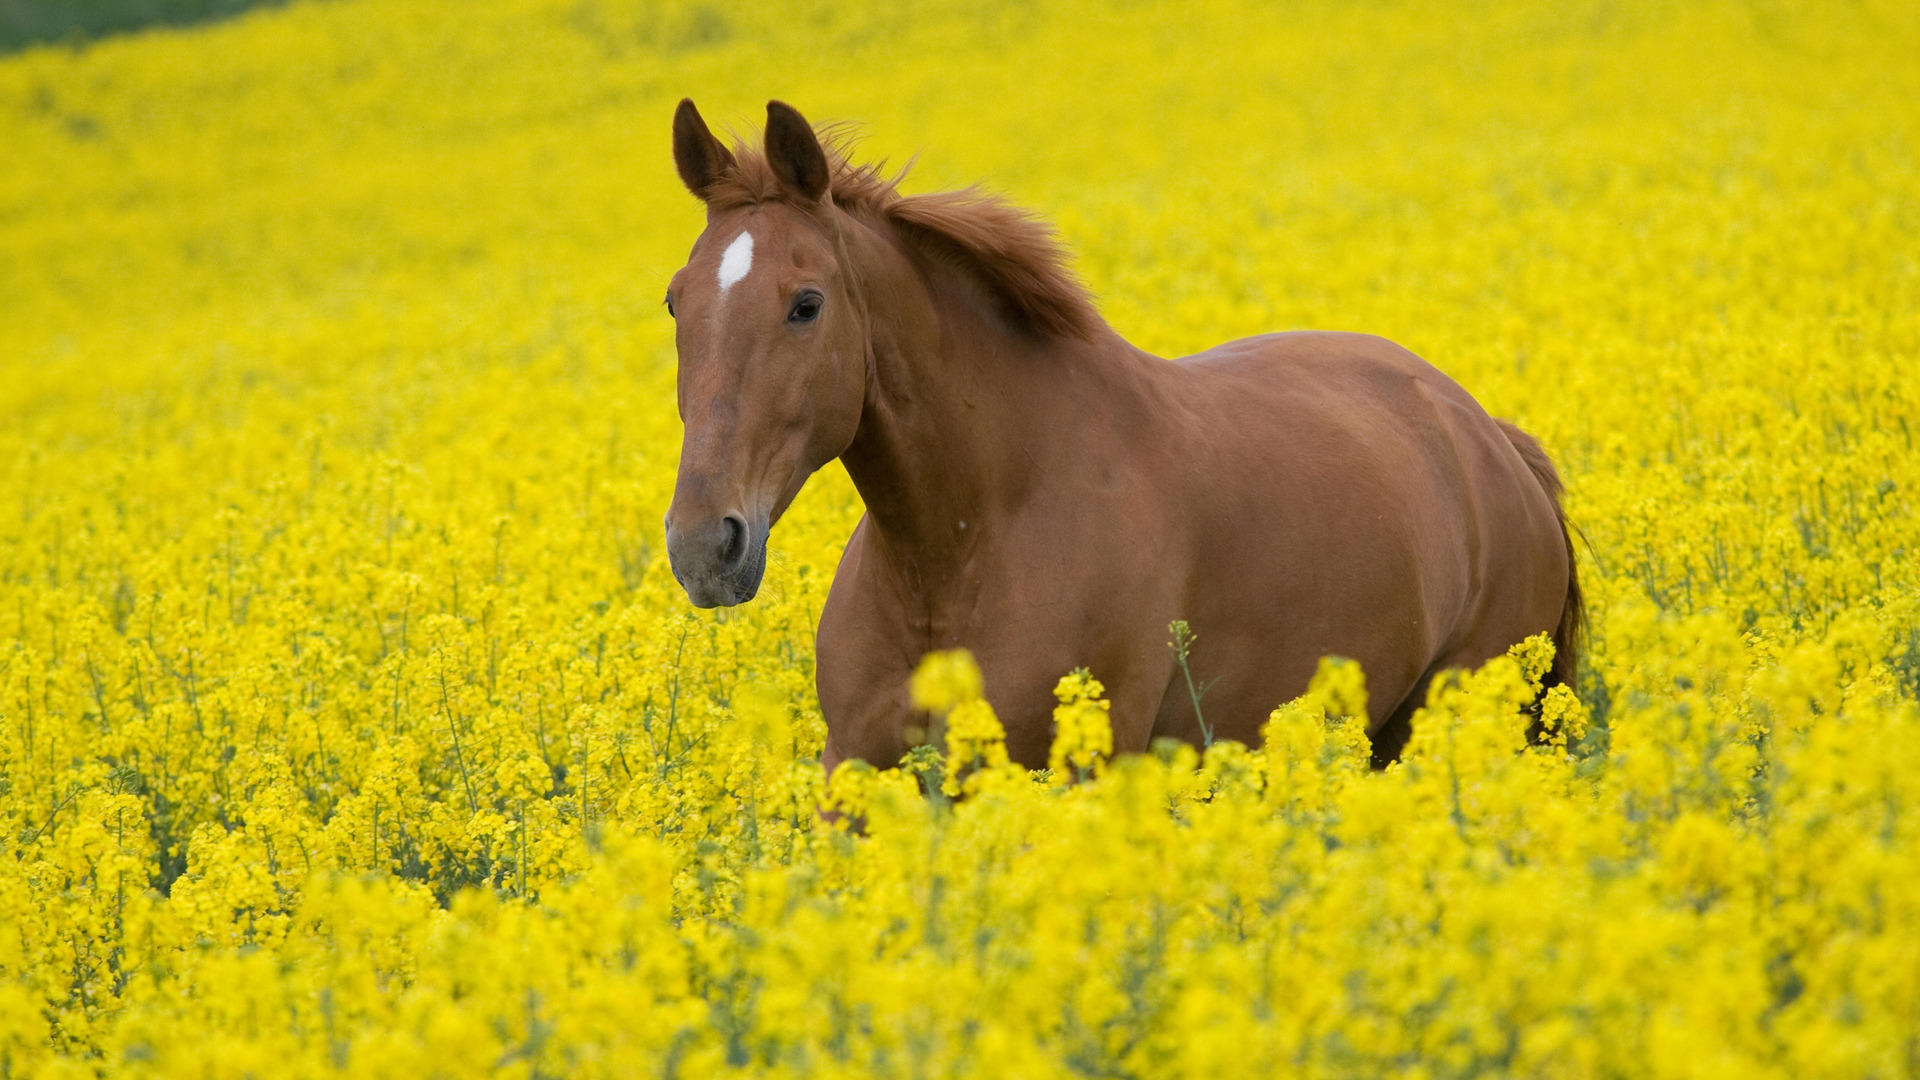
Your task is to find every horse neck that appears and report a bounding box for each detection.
[836,218,1110,589]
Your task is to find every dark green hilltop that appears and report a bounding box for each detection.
[2,0,290,52]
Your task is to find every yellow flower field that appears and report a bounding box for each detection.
[3,0,1918,1075]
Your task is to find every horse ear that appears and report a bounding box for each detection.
[673,98,736,201]
[764,101,830,202]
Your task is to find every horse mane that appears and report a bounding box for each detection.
[702,127,1103,342]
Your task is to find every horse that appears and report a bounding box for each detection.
[661,99,1582,773]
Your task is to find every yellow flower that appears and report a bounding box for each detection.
[909,649,985,715]
[1047,668,1113,782]
[4,0,1918,1071]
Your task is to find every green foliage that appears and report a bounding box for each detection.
[0,0,285,53]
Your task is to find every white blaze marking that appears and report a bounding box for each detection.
[716,231,754,294]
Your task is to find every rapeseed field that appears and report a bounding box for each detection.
[3,0,1919,1075]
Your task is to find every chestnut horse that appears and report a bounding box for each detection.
[663,100,1581,771]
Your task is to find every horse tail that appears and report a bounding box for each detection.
[1496,420,1584,693]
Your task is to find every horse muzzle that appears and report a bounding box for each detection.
[665,510,770,608]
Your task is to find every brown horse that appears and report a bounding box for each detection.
[663,100,1581,772]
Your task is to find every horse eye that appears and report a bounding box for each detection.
[664,292,675,318]
[788,292,823,324]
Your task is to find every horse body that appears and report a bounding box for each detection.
[1147,332,1572,760]
[662,100,1580,774]
[817,316,1568,772]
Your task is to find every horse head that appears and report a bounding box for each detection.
[663,100,869,607]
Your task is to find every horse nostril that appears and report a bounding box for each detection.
[719,514,748,570]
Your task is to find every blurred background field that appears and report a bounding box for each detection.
[3,0,1919,1076]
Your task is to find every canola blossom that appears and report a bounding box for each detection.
[3,0,1919,1075]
